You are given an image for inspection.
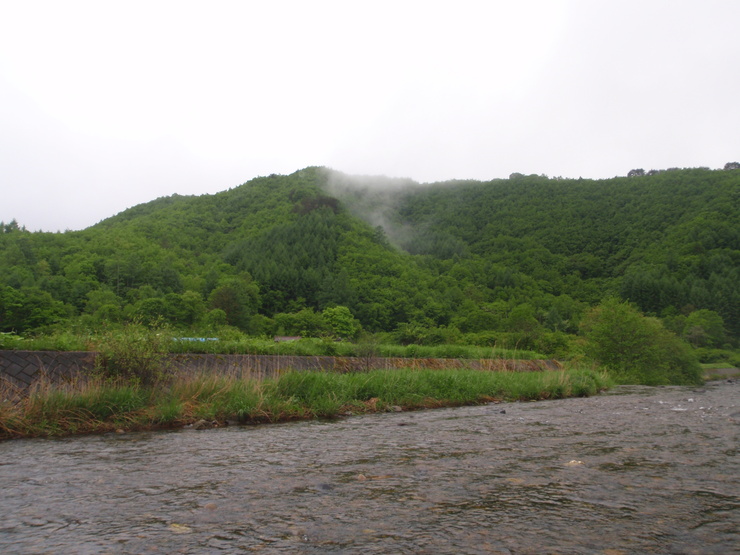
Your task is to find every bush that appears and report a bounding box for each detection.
[463,331,499,347]
[92,323,172,385]
[535,331,575,359]
[693,347,733,364]
[581,298,701,385]
[0,332,22,349]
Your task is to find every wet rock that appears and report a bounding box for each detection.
[193,419,217,430]
[168,523,192,534]
[391,405,403,412]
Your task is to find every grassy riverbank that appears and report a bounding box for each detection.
[0,367,610,440]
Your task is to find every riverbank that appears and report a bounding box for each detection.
[0,367,610,440]
[702,364,740,380]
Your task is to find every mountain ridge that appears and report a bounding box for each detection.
[1,166,738,350]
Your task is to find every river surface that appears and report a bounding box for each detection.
[1,381,738,554]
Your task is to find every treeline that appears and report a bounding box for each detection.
[332,166,739,347]
[0,166,738,359]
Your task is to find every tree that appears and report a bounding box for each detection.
[322,306,361,339]
[178,291,207,326]
[273,308,328,337]
[203,308,228,330]
[84,289,121,315]
[2,219,22,233]
[628,169,645,177]
[507,303,540,333]
[208,274,260,330]
[0,286,68,332]
[683,309,726,348]
[0,285,24,331]
[134,297,171,326]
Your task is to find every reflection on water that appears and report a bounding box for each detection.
[1,381,738,554]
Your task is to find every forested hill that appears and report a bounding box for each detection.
[1,166,738,350]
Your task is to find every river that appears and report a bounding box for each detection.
[1,380,738,554]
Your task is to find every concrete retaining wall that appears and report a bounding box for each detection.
[0,351,96,389]
[1,350,562,390]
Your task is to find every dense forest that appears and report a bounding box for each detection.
[1,165,738,360]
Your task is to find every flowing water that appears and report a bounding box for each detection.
[1,380,738,554]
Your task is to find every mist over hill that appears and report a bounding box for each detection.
[1,165,738,352]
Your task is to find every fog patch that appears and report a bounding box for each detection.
[321,168,422,249]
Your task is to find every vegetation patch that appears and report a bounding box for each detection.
[1,167,737,366]
[580,298,703,385]
[0,366,611,440]
[1,166,736,418]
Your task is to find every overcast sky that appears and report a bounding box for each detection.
[1,1,738,232]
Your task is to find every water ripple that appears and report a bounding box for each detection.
[1,381,738,553]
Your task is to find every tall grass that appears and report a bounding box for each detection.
[168,337,546,359]
[273,367,608,410]
[0,377,152,437]
[3,330,546,360]
[0,331,90,351]
[0,366,610,440]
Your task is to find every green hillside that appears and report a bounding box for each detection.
[327,167,740,343]
[1,166,738,356]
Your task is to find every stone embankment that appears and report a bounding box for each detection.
[0,350,562,390]
[0,351,96,390]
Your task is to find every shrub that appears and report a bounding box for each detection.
[0,332,22,349]
[92,323,172,385]
[581,298,701,385]
[535,331,575,359]
[693,347,733,364]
